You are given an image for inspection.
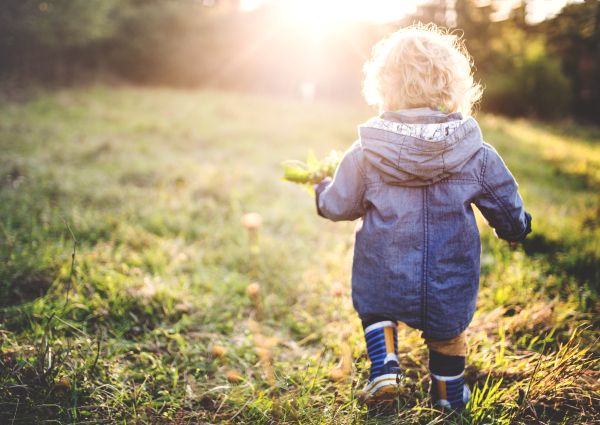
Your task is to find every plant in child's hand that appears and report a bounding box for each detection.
[281,149,341,189]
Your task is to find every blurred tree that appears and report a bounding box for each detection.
[539,0,600,121]
[414,0,448,27]
[0,0,117,48]
[0,0,118,84]
[0,0,595,122]
[481,36,572,118]
[105,0,203,85]
[454,0,496,72]
[414,0,574,118]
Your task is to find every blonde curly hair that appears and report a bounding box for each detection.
[362,23,483,116]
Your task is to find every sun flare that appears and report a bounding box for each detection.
[240,0,423,33]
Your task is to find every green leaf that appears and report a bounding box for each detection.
[306,149,318,169]
[281,149,342,186]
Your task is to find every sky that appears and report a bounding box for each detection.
[238,0,584,25]
[239,0,422,24]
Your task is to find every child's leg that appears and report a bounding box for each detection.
[423,332,470,409]
[360,315,402,403]
[362,315,401,378]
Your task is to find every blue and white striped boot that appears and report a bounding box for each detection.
[429,350,470,410]
[361,320,403,405]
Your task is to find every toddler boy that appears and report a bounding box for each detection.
[314,24,531,408]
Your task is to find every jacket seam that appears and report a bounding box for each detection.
[397,136,407,169]
[344,185,366,221]
[474,146,488,206]
[377,111,464,124]
[439,179,480,184]
[352,148,368,181]
[451,122,478,149]
[440,137,447,178]
[482,181,520,232]
[479,145,488,183]
[343,149,367,220]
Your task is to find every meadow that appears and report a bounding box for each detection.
[0,87,598,424]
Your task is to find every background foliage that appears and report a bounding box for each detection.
[0,0,599,121]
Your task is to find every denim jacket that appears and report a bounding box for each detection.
[315,111,531,339]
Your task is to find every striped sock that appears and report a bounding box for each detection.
[429,350,468,409]
[430,371,467,409]
[363,320,400,381]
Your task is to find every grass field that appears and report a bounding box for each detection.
[0,87,599,424]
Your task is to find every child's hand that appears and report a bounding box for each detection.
[312,176,332,192]
[281,150,341,186]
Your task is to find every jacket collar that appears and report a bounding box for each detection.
[379,110,464,125]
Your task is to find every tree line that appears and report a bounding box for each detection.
[0,0,598,122]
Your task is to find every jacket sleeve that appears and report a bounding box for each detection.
[475,146,532,243]
[314,143,367,222]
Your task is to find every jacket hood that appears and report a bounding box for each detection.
[358,111,483,186]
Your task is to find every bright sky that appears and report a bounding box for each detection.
[523,0,583,23]
[239,0,424,24]
[238,0,583,25]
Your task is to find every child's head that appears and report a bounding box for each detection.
[363,23,482,116]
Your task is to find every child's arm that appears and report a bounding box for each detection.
[475,147,532,244]
[314,143,367,222]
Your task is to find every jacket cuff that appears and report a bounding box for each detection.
[502,211,532,243]
[314,179,332,218]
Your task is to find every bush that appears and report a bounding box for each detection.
[480,40,572,119]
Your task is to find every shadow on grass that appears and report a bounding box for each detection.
[522,234,600,286]
[0,269,53,309]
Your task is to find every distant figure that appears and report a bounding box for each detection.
[313,24,531,409]
[299,80,316,101]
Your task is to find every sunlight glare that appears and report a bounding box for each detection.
[240,0,423,34]
[239,0,585,28]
